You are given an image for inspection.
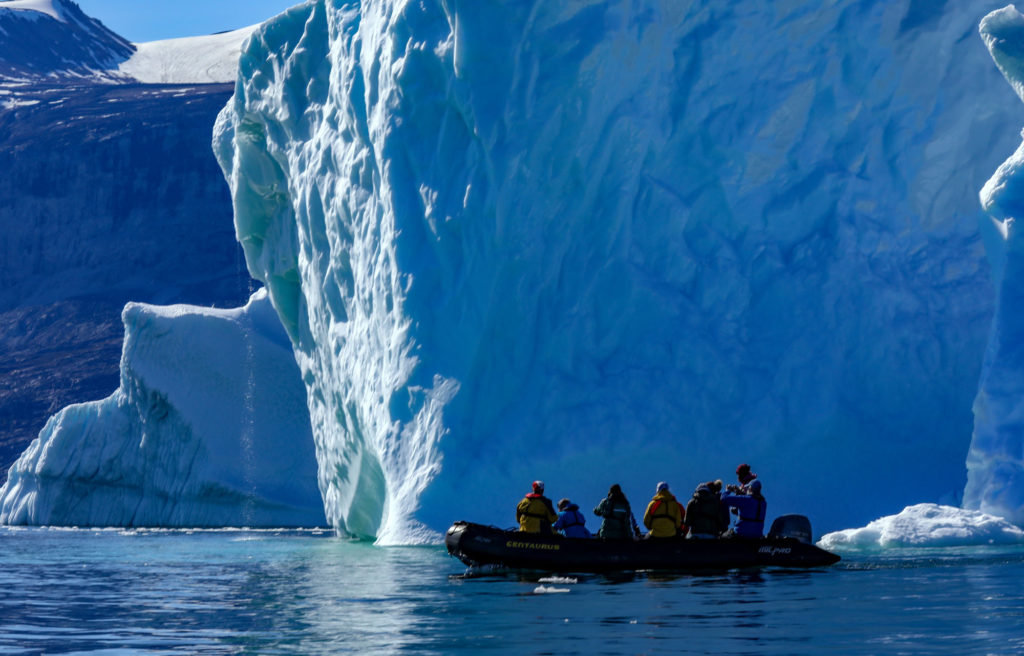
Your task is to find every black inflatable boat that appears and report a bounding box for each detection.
[446,515,840,572]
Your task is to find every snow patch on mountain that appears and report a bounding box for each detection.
[0,0,67,23]
[0,0,133,78]
[119,26,257,84]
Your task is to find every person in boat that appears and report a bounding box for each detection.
[593,484,642,540]
[516,480,558,534]
[730,462,758,495]
[721,478,767,538]
[553,498,593,538]
[643,482,685,537]
[684,479,729,539]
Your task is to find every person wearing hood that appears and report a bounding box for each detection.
[594,484,642,539]
[553,498,592,538]
[684,479,729,538]
[516,480,558,534]
[721,478,767,538]
[643,482,685,538]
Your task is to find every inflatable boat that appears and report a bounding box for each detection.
[446,515,840,572]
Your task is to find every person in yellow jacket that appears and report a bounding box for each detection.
[643,482,685,538]
[516,480,558,534]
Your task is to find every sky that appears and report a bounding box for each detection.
[75,0,299,42]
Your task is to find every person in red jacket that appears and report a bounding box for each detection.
[516,480,557,534]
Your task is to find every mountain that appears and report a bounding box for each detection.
[0,1,254,482]
[0,0,133,79]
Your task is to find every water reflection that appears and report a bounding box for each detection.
[220,540,450,653]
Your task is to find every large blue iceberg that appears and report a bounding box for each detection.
[209,0,1022,541]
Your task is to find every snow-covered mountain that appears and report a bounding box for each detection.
[0,0,132,79]
[0,0,256,84]
[117,26,259,85]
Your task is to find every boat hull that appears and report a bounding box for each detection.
[445,521,840,572]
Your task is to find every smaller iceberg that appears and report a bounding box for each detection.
[818,504,1024,551]
[0,289,325,528]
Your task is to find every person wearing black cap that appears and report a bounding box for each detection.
[516,480,558,534]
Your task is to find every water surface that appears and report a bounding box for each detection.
[2,528,1022,654]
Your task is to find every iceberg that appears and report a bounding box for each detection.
[818,503,1024,550]
[213,0,1019,540]
[0,290,325,528]
[963,5,1024,526]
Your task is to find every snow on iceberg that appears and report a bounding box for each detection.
[818,504,1024,550]
[964,5,1024,526]
[214,0,1019,541]
[0,290,325,528]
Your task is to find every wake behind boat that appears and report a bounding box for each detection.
[446,515,840,572]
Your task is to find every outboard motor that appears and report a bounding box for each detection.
[767,514,813,544]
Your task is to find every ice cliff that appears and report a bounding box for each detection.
[0,290,325,528]
[214,0,1020,540]
[964,5,1024,526]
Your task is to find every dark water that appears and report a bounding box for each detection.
[2,528,1023,655]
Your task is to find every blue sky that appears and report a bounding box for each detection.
[76,0,299,42]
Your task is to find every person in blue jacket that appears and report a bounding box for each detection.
[721,479,767,538]
[553,498,592,538]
